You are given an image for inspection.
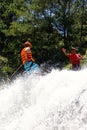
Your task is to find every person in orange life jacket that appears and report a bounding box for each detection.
[62,47,83,70]
[21,41,40,74]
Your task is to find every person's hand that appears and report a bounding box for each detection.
[62,48,66,53]
[31,58,35,62]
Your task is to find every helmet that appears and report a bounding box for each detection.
[24,41,32,48]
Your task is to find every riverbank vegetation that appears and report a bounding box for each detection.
[0,0,87,79]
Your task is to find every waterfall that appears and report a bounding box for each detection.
[0,68,87,130]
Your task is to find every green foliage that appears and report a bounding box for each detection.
[0,55,12,78]
[82,50,87,64]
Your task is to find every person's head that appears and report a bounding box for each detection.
[24,41,32,48]
[71,47,76,54]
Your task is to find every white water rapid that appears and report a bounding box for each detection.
[0,68,87,130]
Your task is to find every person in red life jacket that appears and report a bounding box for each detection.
[21,41,40,74]
[62,47,83,70]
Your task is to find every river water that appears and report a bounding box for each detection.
[0,67,87,130]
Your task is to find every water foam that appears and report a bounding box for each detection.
[0,68,87,130]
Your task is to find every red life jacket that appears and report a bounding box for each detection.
[21,47,32,64]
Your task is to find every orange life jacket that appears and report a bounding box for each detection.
[21,47,32,64]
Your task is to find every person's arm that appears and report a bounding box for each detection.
[31,57,35,62]
[78,54,83,60]
[62,48,68,56]
[24,47,34,62]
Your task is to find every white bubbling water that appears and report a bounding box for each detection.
[0,68,87,130]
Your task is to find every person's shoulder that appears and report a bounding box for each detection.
[67,53,71,56]
[77,53,81,56]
